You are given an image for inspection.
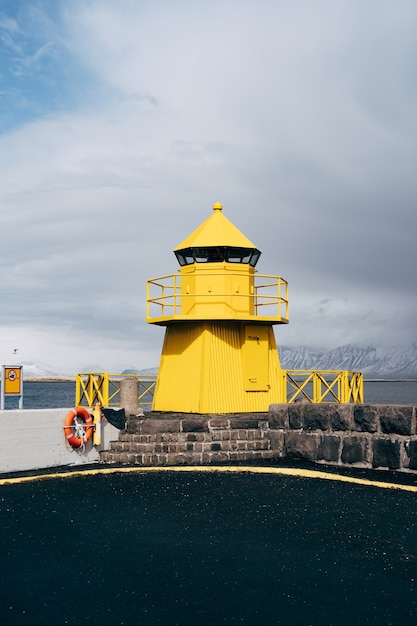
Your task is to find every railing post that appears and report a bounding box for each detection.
[340,371,349,403]
[75,374,82,405]
[146,281,150,320]
[313,371,320,403]
[100,373,109,407]
[356,372,364,404]
[87,375,93,405]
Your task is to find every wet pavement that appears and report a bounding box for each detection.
[0,465,416,625]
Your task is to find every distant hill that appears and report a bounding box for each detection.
[19,361,69,379]
[18,343,417,379]
[122,368,158,375]
[279,343,417,378]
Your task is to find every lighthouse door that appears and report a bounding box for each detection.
[242,325,269,391]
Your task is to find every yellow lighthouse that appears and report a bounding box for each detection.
[146,202,289,413]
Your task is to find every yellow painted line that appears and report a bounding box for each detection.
[0,465,417,492]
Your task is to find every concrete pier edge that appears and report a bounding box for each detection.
[2,404,417,475]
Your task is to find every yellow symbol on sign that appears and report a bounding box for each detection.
[4,367,22,395]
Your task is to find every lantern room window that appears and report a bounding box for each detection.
[175,246,261,267]
[175,248,194,266]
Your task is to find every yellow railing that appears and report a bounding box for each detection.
[282,370,364,404]
[76,369,363,409]
[147,273,181,318]
[146,273,289,322]
[76,373,156,409]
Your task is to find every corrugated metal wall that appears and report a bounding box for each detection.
[153,321,283,413]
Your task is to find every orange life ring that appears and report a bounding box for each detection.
[64,407,94,448]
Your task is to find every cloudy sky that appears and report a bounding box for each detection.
[1,0,416,373]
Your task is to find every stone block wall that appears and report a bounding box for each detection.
[100,404,417,473]
[269,403,417,472]
[100,416,277,466]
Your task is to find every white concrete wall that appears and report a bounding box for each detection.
[0,408,120,474]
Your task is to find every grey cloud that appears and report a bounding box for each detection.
[0,0,416,371]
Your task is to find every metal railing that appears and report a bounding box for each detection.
[146,273,289,321]
[283,370,364,404]
[76,369,363,409]
[76,373,157,409]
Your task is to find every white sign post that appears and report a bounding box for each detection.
[1,365,23,410]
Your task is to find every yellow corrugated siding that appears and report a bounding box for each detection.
[203,323,243,412]
[153,321,284,413]
[153,323,203,412]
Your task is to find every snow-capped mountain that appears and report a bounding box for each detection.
[279,343,417,378]
[19,361,69,378]
[17,343,417,379]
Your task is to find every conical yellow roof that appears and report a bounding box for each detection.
[174,203,257,251]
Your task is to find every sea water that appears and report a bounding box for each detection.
[364,380,417,405]
[1,379,417,409]
[2,381,76,410]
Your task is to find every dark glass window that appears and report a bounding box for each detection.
[206,247,226,262]
[175,246,261,267]
[226,247,252,263]
[193,247,226,262]
[175,248,194,266]
[249,249,261,267]
[193,248,210,263]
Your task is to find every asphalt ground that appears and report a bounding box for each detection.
[1,463,417,626]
